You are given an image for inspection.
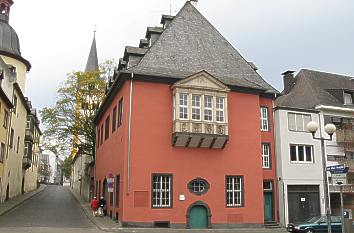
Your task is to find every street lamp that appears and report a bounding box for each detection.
[306,121,336,233]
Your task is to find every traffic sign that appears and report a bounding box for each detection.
[326,165,349,174]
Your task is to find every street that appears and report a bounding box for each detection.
[0,186,287,233]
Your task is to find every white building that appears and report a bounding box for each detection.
[275,69,354,226]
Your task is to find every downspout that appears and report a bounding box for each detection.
[127,73,133,194]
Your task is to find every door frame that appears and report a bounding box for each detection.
[186,201,212,228]
[263,180,275,222]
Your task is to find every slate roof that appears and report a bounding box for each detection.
[125,2,277,93]
[276,69,354,110]
[85,33,99,72]
[0,13,31,71]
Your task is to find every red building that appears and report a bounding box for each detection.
[94,1,278,228]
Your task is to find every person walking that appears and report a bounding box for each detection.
[98,196,106,216]
[90,197,98,216]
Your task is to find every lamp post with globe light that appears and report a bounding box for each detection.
[306,121,336,233]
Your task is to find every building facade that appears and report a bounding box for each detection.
[275,69,354,226]
[0,0,40,202]
[94,1,278,228]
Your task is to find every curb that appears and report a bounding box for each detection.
[67,186,115,232]
[0,184,47,216]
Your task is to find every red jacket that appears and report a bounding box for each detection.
[91,199,98,210]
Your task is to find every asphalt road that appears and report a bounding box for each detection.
[0,185,98,232]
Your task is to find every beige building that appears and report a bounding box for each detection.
[0,0,40,202]
[0,87,12,200]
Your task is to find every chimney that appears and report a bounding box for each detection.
[281,70,295,94]
[189,0,198,8]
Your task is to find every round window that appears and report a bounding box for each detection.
[188,178,209,195]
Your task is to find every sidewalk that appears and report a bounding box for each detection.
[68,187,122,231]
[69,187,287,233]
[0,184,46,216]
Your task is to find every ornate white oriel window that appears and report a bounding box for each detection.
[171,71,230,149]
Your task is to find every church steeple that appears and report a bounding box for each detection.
[85,31,99,72]
[0,0,13,22]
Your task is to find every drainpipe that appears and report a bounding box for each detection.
[127,73,134,194]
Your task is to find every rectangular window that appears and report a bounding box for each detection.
[118,98,123,127]
[0,143,4,163]
[344,92,353,105]
[16,136,20,153]
[179,93,188,120]
[112,106,117,132]
[97,127,100,148]
[9,128,14,148]
[105,115,110,140]
[262,143,270,168]
[290,145,313,163]
[260,107,269,131]
[191,95,201,120]
[115,175,120,208]
[288,113,312,132]
[152,174,172,208]
[226,176,243,207]
[13,95,17,114]
[204,95,213,121]
[216,97,225,122]
[3,110,8,128]
[24,142,29,157]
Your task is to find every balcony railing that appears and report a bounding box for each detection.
[22,157,32,170]
[172,120,228,148]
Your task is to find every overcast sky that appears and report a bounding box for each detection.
[9,0,354,110]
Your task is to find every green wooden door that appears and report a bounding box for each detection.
[264,192,273,221]
[189,206,208,228]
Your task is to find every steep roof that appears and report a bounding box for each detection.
[276,69,354,109]
[85,33,99,72]
[126,2,277,93]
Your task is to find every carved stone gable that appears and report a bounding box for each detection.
[172,70,230,92]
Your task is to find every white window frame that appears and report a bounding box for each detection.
[152,174,172,208]
[226,176,243,207]
[262,143,270,168]
[290,144,314,163]
[179,93,188,120]
[216,97,225,123]
[191,95,201,121]
[204,95,213,122]
[173,95,176,120]
[344,92,353,105]
[288,113,312,132]
[260,107,269,131]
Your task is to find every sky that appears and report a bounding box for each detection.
[8,0,354,111]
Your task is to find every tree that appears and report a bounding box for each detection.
[40,59,115,160]
[62,156,72,180]
[38,162,51,183]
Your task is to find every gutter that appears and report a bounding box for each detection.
[315,105,354,113]
[127,73,133,194]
